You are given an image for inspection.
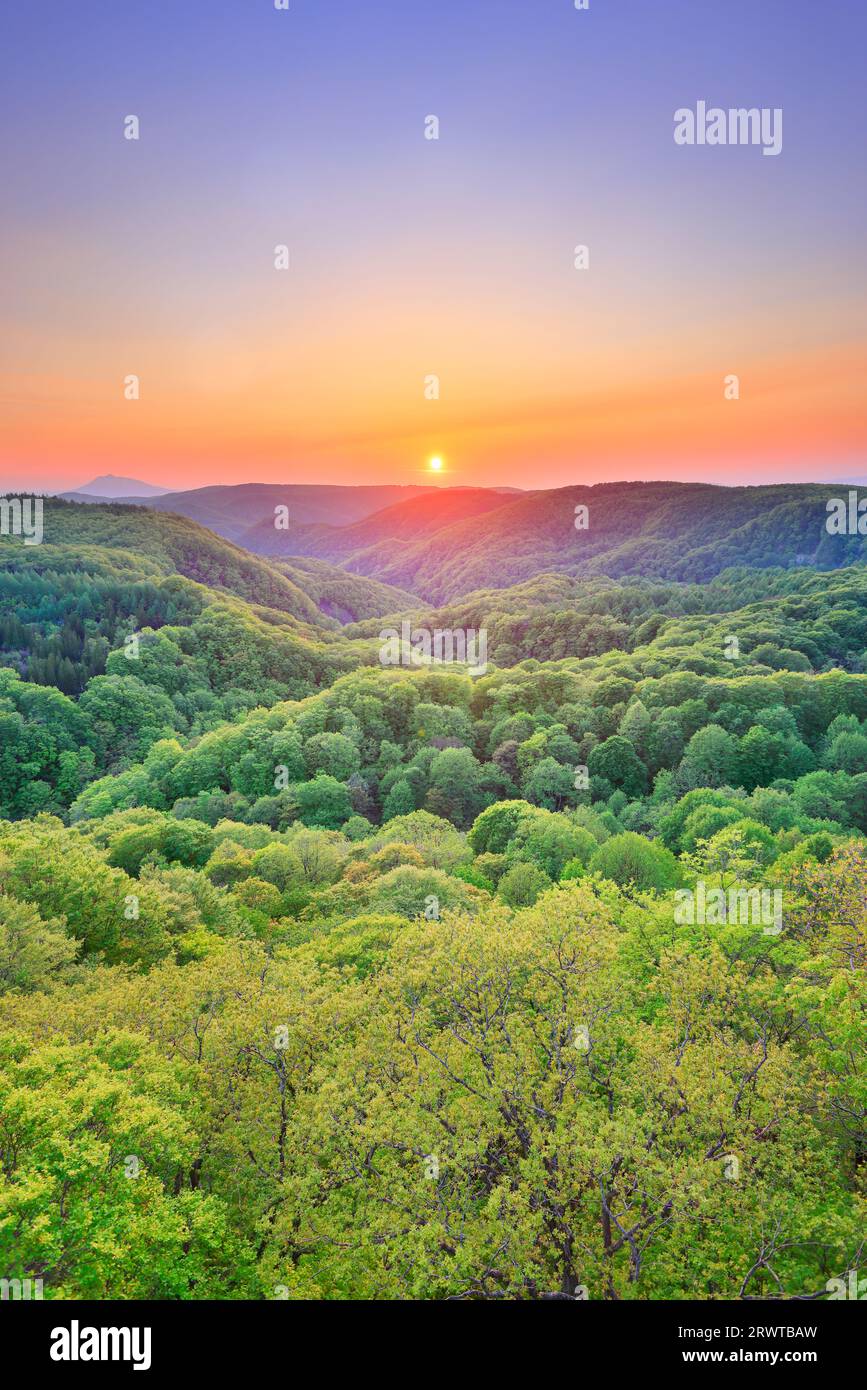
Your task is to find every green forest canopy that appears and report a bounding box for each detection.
[0,495,864,1300]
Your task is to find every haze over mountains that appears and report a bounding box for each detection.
[51,478,867,606]
[338,481,863,603]
[246,487,522,561]
[64,474,172,498]
[60,480,461,543]
[58,479,525,544]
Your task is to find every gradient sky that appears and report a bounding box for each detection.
[1,0,865,493]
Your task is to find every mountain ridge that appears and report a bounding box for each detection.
[239,481,865,603]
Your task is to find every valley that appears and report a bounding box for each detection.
[0,484,864,1301]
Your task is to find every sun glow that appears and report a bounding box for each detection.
[429,456,443,472]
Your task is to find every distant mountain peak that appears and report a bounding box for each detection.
[72,474,170,498]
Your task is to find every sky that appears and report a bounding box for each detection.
[1,0,865,494]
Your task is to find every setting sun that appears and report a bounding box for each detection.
[429,456,443,472]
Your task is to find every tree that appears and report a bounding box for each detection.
[79,674,179,768]
[684,820,777,884]
[294,775,352,830]
[824,731,867,775]
[679,804,744,854]
[204,839,255,888]
[512,812,596,880]
[491,740,520,786]
[0,1028,253,1297]
[369,866,475,919]
[108,817,214,876]
[251,843,304,892]
[266,881,861,1299]
[735,726,785,792]
[659,789,743,853]
[589,832,681,890]
[648,716,684,773]
[372,811,468,870]
[497,861,552,906]
[468,800,538,855]
[588,737,647,798]
[425,748,488,828]
[0,819,178,965]
[382,779,416,822]
[303,731,361,782]
[618,700,653,762]
[287,827,345,885]
[677,725,738,791]
[521,756,576,811]
[792,771,853,826]
[0,894,77,992]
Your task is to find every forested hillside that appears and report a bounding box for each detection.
[18,499,330,622]
[246,482,867,603]
[0,489,865,1301]
[61,483,442,542]
[348,565,867,672]
[247,487,522,561]
[275,557,420,623]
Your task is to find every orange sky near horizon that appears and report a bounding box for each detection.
[2,1,865,495]
[3,335,865,494]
